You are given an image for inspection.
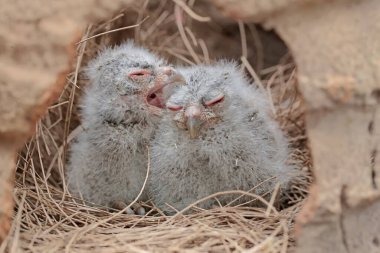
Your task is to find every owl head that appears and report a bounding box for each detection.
[82,42,185,126]
[164,61,266,139]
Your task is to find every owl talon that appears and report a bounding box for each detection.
[125,207,135,215]
[111,201,136,215]
[136,206,146,216]
[132,203,146,216]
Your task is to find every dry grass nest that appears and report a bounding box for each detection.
[3,1,312,252]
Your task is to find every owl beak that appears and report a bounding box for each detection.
[165,70,186,86]
[157,67,186,87]
[187,118,202,139]
[185,105,202,139]
[146,67,186,109]
[160,68,186,100]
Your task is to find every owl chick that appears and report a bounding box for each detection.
[67,42,184,213]
[148,61,298,214]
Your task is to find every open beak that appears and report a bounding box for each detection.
[185,105,202,139]
[146,67,186,109]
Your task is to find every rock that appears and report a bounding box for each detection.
[209,0,320,22]
[0,0,134,242]
[210,0,380,252]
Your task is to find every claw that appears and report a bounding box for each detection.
[136,206,146,216]
[111,201,140,215]
[132,203,146,216]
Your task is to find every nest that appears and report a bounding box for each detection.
[4,1,312,252]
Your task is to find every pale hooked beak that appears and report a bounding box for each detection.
[146,67,186,109]
[163,67,186,85]
[159,67,186,102]
[158,66,186,86]
[185,105,202,139]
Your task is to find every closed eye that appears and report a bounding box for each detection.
[204,94,225,107]
[167,103,183,111]
[128,70,152,78]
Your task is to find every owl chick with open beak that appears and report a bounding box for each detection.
[67,42,185,214]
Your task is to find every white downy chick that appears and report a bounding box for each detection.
[67,42,184,213]
[148,61,299,214]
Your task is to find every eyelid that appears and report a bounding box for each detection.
[167,103,183,111]
[128,69,152,78]
[204,94,225,106]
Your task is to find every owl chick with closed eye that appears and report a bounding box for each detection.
[67,42,184,214]
[148,61,299,214]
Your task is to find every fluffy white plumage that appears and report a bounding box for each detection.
[67,42,183,211]
[148,61,299,214]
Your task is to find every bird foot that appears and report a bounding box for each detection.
[132,203,146,216]
[110,201,146,215]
